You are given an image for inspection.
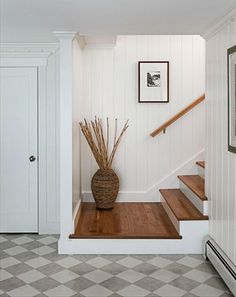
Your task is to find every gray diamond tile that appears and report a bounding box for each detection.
[134,276,165,292]
[101,276,130,291]
[196,262,217,274]
[166,262,191,275]
[13,251,38,262]
[169,276,200,291]
[0,236,7,243]
[30,277,59,292]
[37,236,58,245]
[0,277,25,292]
[70,263,95,275]
[133,263,158,275]
[5,263,32,275]
[147,256,172,268]
[177,256,204,268]
[205,276,231,291]
[66,276,94,292]
[101,263,127,275]
[38,263,64,276]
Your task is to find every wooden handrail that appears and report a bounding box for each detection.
[150,94,205,137]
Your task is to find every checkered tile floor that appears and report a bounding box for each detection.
[0,235,233,296]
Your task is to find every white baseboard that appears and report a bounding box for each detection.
[82,149,205,203]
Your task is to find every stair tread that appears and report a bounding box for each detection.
[178,175,207,201]
[160,189,208,221]
[196,161,205,168]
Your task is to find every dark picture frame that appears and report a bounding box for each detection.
[227,45,236,153]
[138,61,169,103]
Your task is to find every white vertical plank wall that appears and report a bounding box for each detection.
[205,20,236,265]
[76,35,205,200]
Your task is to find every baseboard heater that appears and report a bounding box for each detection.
[205,237,236,296]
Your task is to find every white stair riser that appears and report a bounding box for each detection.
[160,195,180,233]
[197,166,205,179]
[59,220,209,254]
[179,180,208,215]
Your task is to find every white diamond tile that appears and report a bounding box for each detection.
[37,236,58,245]
[4,246,27,256]
[11,236,33,245]
[117,256,142,268]
[83,269,112,283]
[56,257,82,268]
[184,269,212,282]
[150,269,179,283]
[177,256,203,268]
[17,269,45,283]
[7,285,39,297]
[86,257,112,268]
[117,269,145,283]
[0,256,20,268]
[50,270,78,283]
[25,257,52,268]
[190,284,224,297]
[0,270,13,281]
[154,284,186,296]
[32,246,55,256]
[118,284,149,297]
[0,289,3,295]
[147,256,172,268]
[80,284,113,297]
[44,285,76,297]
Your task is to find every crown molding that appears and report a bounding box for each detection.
[54,31,77,40]
[202,7,236,40]
[83,35,117,49]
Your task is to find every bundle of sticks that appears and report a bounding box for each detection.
[79,117,129,169]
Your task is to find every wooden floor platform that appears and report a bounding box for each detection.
[70,202,182,239]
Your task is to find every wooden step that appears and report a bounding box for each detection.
[160,189,208,221]
[178,175,206,201]
[196,161,205,168]
[70,202,182,239]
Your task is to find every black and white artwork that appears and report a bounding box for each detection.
[228,45,236,153]
[147,71,161,87]
[138,61,169,103]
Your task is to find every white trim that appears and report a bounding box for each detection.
[202,8,236,40]
[82,149,205,202]
[54,31,77,240]
[72,199,82,232]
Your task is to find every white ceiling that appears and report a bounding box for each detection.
[1,0,236,42]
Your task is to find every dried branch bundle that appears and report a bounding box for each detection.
[79,117,129,169]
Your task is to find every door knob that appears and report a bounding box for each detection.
[29,155,36,162]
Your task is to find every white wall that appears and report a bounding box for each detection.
[205,20,236,265]
[76,35,205,200]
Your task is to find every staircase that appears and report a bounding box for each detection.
[160,160,208,238]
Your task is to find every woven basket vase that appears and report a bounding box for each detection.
[91,169,119,210]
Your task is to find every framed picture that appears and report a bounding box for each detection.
[227,45,236,153]
[138,61,169,103]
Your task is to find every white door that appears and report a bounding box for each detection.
[0,67,38,232]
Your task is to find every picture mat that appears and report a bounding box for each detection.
[140,63,168,102]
